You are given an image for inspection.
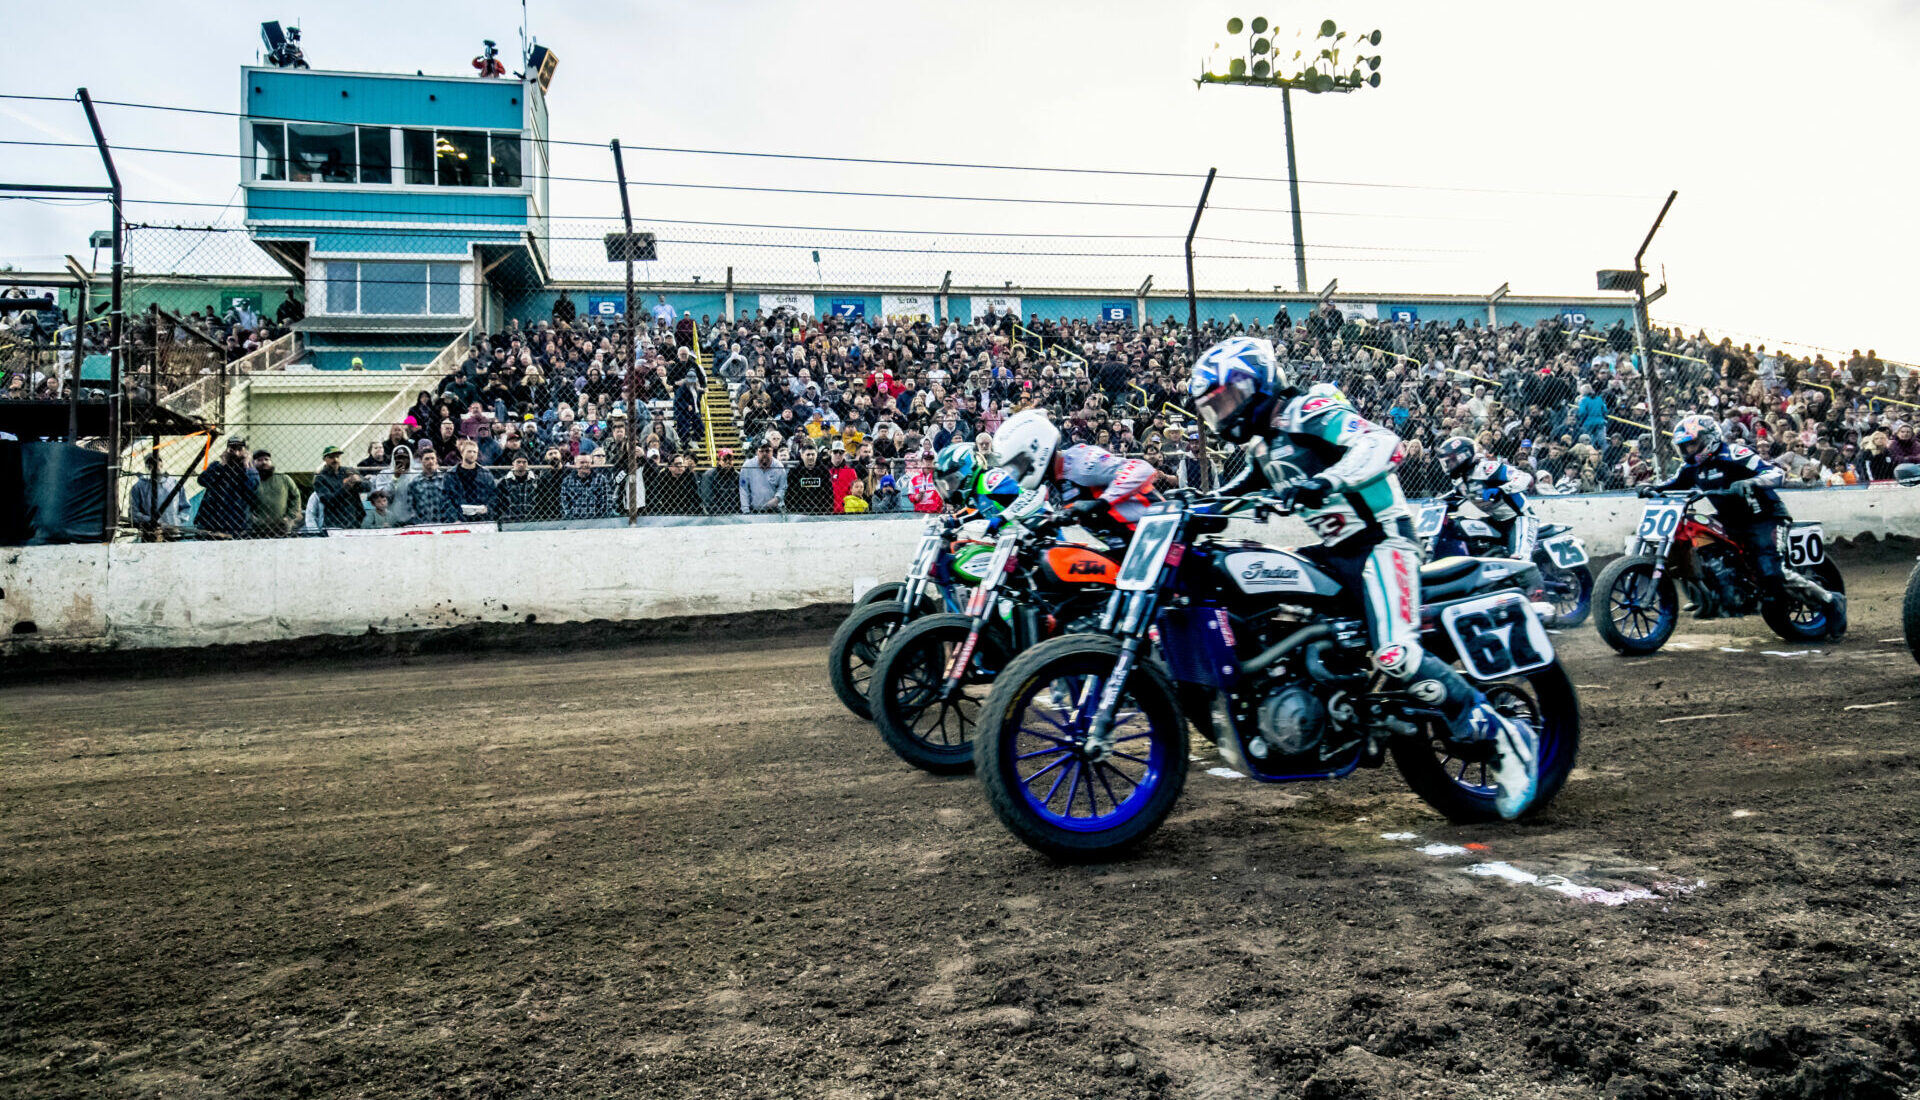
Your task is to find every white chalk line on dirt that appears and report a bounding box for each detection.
[1843,701,1901,710]
[1377,832,1703,907]
[1659,713,1737,723]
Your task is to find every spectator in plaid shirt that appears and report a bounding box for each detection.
[496,454,540,523]
[561,453,614,520]
[407,449,458,524]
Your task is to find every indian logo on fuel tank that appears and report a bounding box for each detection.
[1240,562,1301,583]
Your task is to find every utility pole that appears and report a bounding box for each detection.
[1633,191,1677,475]
[610,139,640,521]
[1279,87,1307,293]
[78,87,124,536]
[1183,168,1218,363]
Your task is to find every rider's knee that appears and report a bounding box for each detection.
[1372,640,1423,680]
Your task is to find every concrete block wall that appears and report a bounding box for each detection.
[3,491,1915,654]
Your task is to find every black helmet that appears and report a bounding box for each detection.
[1436,436,1477,479]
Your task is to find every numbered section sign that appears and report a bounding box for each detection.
[828,298,867,320]
[587,295,625,317]
[1100,301,1134,323]
[1560,308,1589,327]
[1390,306,1419,324]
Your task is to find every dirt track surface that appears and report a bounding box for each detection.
[5,544,1918,1100]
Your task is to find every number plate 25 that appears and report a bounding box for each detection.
[1543,533,1588,568]
[1440,593,1555,682]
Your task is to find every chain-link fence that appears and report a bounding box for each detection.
[11,183,1918,541]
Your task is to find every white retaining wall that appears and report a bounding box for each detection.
[4,490,1916,653]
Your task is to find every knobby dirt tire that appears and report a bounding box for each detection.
[1594,555,1678,656]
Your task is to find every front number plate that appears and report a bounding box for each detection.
[1785,524,1825,567]
[1635,500,1686,541]
[1116,512,1181,591]
[1543,534,1588,568]
[1440,592,1555,682]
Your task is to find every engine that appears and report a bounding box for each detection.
[1252,686,1326,758]
[1694,546,1758,617]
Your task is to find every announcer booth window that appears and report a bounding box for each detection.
[358,127,393,184]
[322,262,465,316]
[434,131,488,187]
[489,134,522,188]
[251,123,287,181]
[286,124,358,184]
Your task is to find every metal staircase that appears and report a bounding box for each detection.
[698,349,741,465]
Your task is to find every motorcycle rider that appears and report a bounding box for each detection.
[1642,414,1844,624]
[988,409,1158,543]
[933,441,1023,518]
[1435,436,1539,560]
[1189,336,1540,819]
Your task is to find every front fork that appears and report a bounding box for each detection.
[941,591,995,696]
[1082,636,1142,764]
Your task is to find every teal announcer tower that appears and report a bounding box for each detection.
[241,62,550,370]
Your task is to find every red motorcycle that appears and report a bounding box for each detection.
[1594,489,1846,655]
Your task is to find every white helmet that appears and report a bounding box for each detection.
[988,409,1062,491]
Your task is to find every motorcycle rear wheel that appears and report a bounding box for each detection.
[868,614,1009,774]
[1594,555,1678,655]
[974,635,1188,862]
[1538,560,1593,628]
[1392,660,1580,823]
[1761,560,1846,642]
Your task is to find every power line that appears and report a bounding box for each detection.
[0,92,1652,200]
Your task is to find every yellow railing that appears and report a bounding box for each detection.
[1011,320,1089,370]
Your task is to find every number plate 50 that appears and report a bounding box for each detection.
[1636,500,1685,542]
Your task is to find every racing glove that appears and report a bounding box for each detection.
[1279,477,1331,511]
[1480,486,1502,502]
[1066,498,1108,522]
[1636,484,1656,498]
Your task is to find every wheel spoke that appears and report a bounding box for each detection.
[1017,745,1069,762]
[1022,753,1072,787]
[1042,759,1074,807]
[1111,750,1152,765]
[1094,762,1126,809]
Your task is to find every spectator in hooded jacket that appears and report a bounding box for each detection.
[196,437,258,537]
[249,450,303,537]
[786,444,834,515]
[701,448,742,515]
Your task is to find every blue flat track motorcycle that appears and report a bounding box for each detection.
[972,492,1581,862]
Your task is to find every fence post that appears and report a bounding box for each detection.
[79,87,123,539]
[611,139,641,524]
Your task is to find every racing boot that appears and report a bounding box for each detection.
[1407,654,1541,820]
[1825,592,1848,639]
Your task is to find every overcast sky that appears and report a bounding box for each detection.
[3,0,1915,361]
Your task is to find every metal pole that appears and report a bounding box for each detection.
[1281,87,1308,294]
[1633,189,1679,477]
[1183,168,1218,363]
[148,302,161,539]
[68,272,87,441]
[79,87,123,537]
[610,139,640,523]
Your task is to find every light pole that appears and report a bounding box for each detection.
[1199,17,1383,293]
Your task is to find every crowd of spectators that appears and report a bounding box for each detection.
[109,288,1920,535]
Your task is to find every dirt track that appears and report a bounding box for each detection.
[5,543,1918,1100]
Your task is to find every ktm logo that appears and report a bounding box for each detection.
[1068,559,1109,576]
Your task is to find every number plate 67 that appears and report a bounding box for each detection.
[1440,593,1555,682]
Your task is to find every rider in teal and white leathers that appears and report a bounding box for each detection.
[1188,335,1540,819]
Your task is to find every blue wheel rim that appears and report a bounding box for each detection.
[1430,681,1550,799]
[1609,567,1672,642]
[1008,673,1163,832]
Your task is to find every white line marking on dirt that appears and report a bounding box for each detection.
[1718,647,1748,653]
[1465,861,1537,884]
[1762,650,1813,658]
[1378,835,1703,907]
[1730,810,1757,818]
[1843,701,1900,711]
[1205,767,1244,779]
[1879,638,1905,644]
[1379,832,1419,841]
[1416,843,1469,857]
[1659,713,1736,723]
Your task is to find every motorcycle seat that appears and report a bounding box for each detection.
[1419,556,1480,586]
[1539,523,1570,538]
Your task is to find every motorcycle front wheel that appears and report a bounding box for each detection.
[1904,559,1920,667]
[827,601,911,720]
[974,635,1189,863]
[1392,660,1581,823]
[1594,555,1678,655]
[868,614,1010,774]
[855,581,905,609]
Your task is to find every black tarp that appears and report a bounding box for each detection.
[0,441,108,545]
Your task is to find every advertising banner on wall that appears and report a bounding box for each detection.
[881,294,939,322]
[1335,302,1379,321]
[970,296,1021,322]
[758,292,813,316]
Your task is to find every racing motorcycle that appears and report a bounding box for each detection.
[828,512,990,719]
[1594,488,1846,655]
[867,508,1123,774]
[971,491,1581,862]
[1412,495,1593,627]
